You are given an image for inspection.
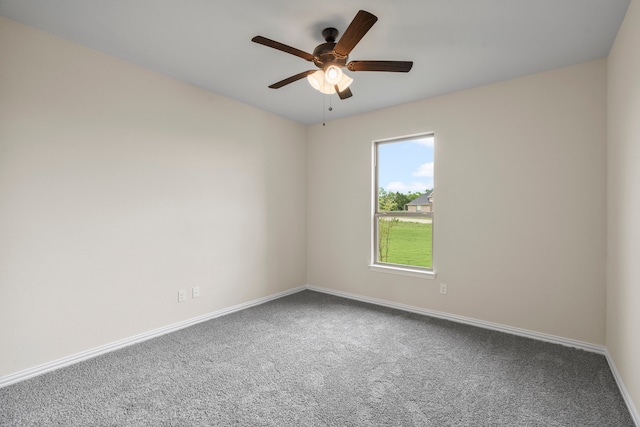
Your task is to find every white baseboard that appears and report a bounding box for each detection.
[305,285,605,354]
[0,286,306,389]
[606,349,640,427]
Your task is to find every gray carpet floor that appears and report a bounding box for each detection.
[0,290,634,426]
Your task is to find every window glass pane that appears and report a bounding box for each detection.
[377,137,434,212]
[377,216,433,269]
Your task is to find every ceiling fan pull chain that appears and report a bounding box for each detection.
[323,92,326,126]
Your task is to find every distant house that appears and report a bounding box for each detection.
[406,190,433,212]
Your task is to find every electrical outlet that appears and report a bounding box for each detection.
[178,289,187,303]
[192,287,200,298]
[440,283,448,295]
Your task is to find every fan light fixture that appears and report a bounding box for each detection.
[252,10,414,101]
[307,67,353,95]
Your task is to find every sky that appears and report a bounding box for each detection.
[378,135,434,194]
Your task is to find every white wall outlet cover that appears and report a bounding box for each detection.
[178,290,187,302]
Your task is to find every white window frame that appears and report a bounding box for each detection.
[369,133,436,279]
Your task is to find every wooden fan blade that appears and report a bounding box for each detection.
[268,70,317,89]
[333,10,378,58]
[252,36,315,62]
[336,86,353,100]
[347,60,413,72]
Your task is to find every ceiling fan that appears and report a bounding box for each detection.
[251,10,413,100]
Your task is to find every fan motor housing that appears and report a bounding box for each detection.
[313,28,348,69]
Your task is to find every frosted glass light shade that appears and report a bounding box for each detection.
[324,65,343,85]
[337,73,353,92]
[307,68,353,95]
[307,70,324,91]
[307,70,335,94]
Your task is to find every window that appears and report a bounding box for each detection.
[372,134,435,277]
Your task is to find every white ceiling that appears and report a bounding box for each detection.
[0,0,630,125]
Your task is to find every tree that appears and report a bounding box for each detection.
[392,191,424,210]
[378,188,399,262]
[379,189,428,212]
[378,188,398,211]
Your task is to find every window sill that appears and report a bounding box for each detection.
[368,264,437,279]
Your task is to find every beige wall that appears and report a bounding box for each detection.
[308,59,607,345]
[0,17,307,378]
[607,0,640,418]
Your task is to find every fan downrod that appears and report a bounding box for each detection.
[322,28,339,43]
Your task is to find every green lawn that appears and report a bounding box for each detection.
[380,219,432,268]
